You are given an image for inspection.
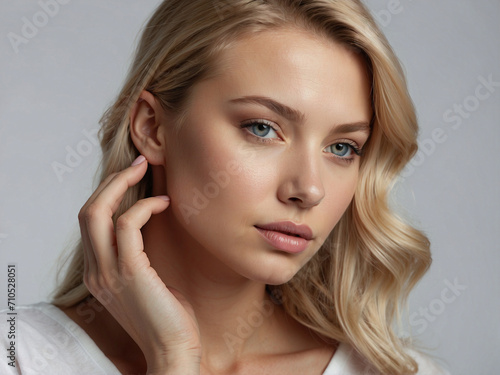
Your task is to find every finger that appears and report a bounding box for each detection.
[85,172,118,207]
[80,174,118,280]
[85,209,117,274]
[80,155,147,216]
[80,215,97,283]
[115,196,170,263]
[89,156,149,220]
[83,156,149,273]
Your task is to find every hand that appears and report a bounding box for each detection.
[78,155,201,373]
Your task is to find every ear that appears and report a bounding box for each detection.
[129,90,167,166]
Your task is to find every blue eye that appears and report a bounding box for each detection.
[241,121,279,139]
[331,143,351,157]
[326,143,361,159]
[240,121,363,162]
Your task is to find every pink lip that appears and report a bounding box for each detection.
[254,221,313,254]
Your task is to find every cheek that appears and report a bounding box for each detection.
[319,168,359,234]
[163,126,257,227]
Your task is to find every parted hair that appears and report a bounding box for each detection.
[52,1,431,373]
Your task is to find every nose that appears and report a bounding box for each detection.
[277,149,325,208]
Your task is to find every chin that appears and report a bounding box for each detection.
[243,262,301,286]
[265,272,297,286]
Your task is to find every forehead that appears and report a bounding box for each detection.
[200,27,372,122]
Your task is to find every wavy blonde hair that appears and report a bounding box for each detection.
[52,1,431,373]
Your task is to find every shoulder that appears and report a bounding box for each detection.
[0,301,81,335]
[322,342,450,375]
[0,302,120,375]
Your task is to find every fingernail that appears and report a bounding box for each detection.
[157,195,170,202]
[131,155,146,166]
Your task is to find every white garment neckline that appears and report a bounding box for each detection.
[30,302,122,374]
[37,301,349,375]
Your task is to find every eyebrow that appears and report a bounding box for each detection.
[228,95,371,134]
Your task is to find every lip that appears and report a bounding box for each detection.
[254,221,313,254]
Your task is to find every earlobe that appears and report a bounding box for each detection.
[129,90,166,165]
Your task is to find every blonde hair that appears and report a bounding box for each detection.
[52,1,431,373]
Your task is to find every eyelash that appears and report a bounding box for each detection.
[239,120,364,164]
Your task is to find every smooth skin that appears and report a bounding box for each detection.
[63,27,372,375]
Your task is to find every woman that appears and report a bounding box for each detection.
[1,0,449,374]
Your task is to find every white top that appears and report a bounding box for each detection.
[0,302,449,374]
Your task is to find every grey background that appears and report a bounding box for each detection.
[1,1,499,374]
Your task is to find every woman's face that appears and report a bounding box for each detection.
[159,28,372,285]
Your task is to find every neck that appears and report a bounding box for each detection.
[62,210,329,374]
[141,210,291,366]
